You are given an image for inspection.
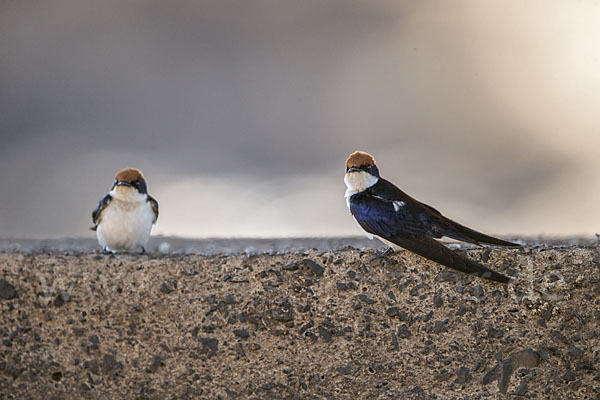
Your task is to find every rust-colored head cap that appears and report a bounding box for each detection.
[115,168,145,183]
[346,151,376,169]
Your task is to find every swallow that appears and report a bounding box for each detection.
[91,168,159,253]
[344,151,519,283]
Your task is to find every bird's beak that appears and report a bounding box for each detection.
[347,167,361,173]
[116,181,133,187]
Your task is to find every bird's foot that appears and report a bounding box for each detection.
[139,246,146,255]
[370,247,396,266]
[101,247,111,254]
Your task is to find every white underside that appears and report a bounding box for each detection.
[374,235,403,251]
[96,188,155,253]
[344,170,379,209]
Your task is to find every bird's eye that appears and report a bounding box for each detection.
[134,181,139,186]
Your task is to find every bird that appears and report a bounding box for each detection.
[91,168,159,253]
[344,151,519,283]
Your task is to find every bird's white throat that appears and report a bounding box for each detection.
[111,186,146,203]
[344,170,378,206]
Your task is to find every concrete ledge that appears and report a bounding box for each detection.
[1,245,599,398]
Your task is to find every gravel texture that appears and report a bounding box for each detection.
[0,242,599,399]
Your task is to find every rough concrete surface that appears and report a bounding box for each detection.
[0,242,599,399]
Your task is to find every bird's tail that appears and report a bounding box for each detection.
[393,235,511,283]
[437,217,520,247]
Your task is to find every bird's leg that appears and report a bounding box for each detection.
[382,247,395,257]
[140,246,146,255]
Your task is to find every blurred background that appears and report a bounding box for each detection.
[1,0,599,239]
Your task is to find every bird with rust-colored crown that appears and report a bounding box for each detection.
[344,151,520,283]
[91,168,159,253]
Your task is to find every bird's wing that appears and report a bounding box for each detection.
[91,193,112,231]
[372,179,519,247]
[148,195,159,224]
[350,179,511,283]
[388,234,510,283]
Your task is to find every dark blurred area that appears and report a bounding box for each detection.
[1,0,599,238]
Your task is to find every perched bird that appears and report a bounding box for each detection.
[91,168,159,253]
[344,151,519,283]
